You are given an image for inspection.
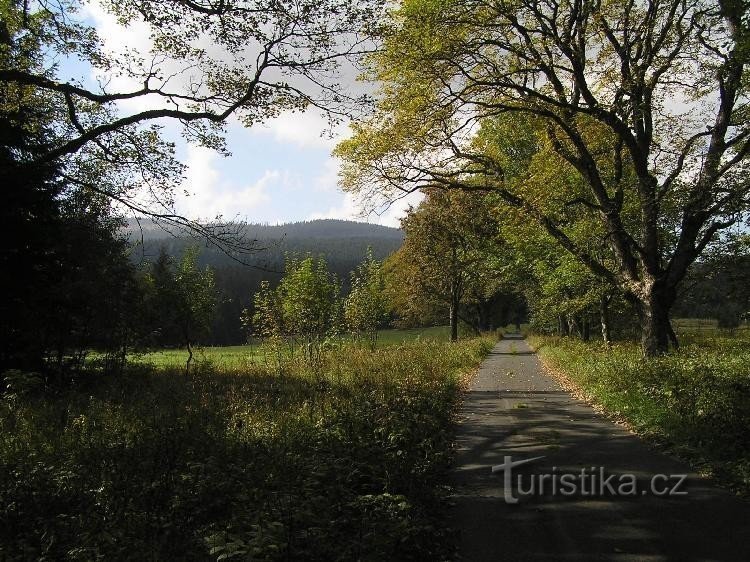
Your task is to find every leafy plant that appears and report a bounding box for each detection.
[344,249,388,350]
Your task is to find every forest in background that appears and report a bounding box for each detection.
[127,219,404,346]
[130,214,750,351]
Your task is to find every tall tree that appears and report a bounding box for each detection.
[338,0,750,356]
[1,2,144,374]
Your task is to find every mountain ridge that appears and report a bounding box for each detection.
[124,218,403,243]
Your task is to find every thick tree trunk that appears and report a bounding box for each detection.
[667,322,679,350]
[637,285,677,357]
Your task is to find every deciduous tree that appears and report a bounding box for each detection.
[344,248,388,349]
[388,189,506,341]
[1,0,381,248]
[249,255,340,364]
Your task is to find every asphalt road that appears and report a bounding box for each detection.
[451,334,750,561]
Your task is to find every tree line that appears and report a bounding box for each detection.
[383,173,750,347]
[134,222,402,346]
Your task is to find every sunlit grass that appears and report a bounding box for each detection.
[132,344,262,369]
[135,326,455,368]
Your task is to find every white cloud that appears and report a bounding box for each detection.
[255,110,348,150]
[177,145,273,221]
[83,1,152,55]
[307,154,422,227]
[313,157,341,192]
[81,1,154,112]
[373,191,423,228]
[308,192,362,222]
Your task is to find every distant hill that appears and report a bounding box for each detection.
[125,218,403,244]
[125,218,404,345]
[125,218,403,269]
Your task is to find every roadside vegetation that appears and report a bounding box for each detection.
[1,334,493,560]
[529,328,750,496]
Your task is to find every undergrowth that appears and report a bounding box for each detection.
[0,337,494,560]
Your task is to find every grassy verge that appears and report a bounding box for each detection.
[528,333,750,496]
[1,335,494,560]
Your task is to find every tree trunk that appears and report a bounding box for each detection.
[581,317,590,342]
[567,315,581,338]
[185,339,193,378]
[637,286,676,357]
[449,300,459,341]
[559,315,569,336]
[667,321,679,350]
[600,295,612,347]
[448,273,462,342]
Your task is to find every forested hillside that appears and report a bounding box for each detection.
[127,219,404,345]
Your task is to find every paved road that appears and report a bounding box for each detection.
[451,334,750,561]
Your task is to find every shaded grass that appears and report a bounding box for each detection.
[529,333,750,495]
[1,336,494,560]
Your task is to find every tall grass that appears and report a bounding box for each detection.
[0,336,493,560]
[530,333,750,495]
[130,326,455,370]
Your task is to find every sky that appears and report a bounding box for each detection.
[72,1,419,228]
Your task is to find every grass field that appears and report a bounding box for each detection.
[529,329,750,495]
[673,318,750,332]
[135,326,454,368]
[1,330,494,560]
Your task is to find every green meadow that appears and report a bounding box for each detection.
[134,326,455,369]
